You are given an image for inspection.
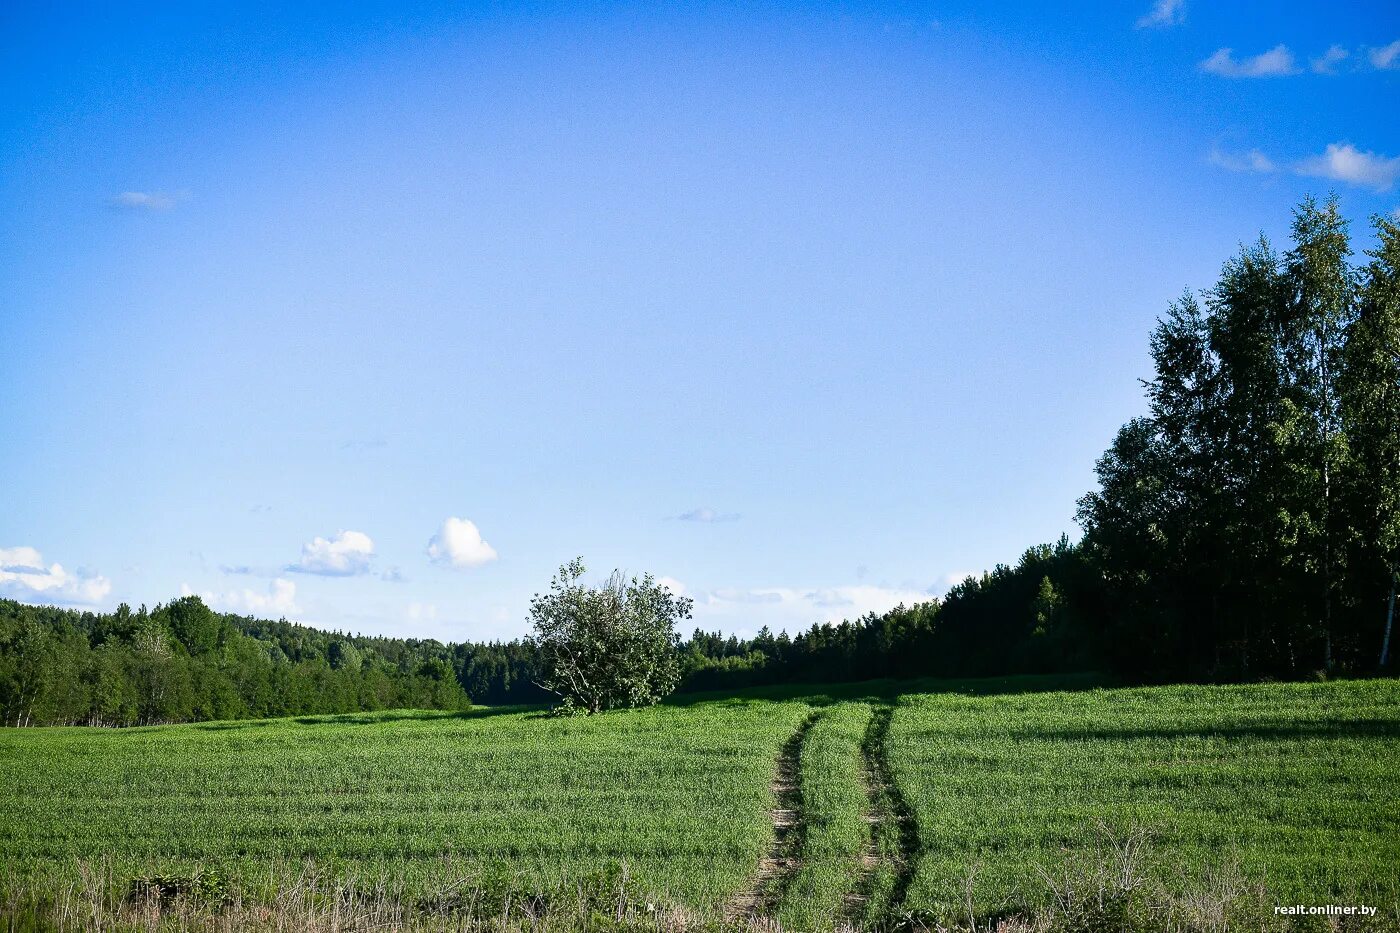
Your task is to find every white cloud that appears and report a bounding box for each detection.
[1310,44,1350,74]
[0,545,111,606]
[674,507,740,523]
[427,517,498,568]
[687,582,938,636]
[655,576,689,598]
[1208,146,1278,174]
[1206,141,1400,192]
[1295,143,1400,192]
[287,530,375,576]
[182,578,298,617]
[1369,39,1400,70]
[933,570,982,592]
[1200,45,1298,78]
[110,191,183,211]
[406,601,438,621]
[1135,0,1184,29]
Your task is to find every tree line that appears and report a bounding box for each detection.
[0,597,470,727]
[0,541,1097,724]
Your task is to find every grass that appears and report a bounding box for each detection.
[0,697,811,921]
[886,678,1400,925]
[1,676,1397,931]
[777,702,872,931]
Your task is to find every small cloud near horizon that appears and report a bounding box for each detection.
[0,545,111,606]
[1200,45,1298,78]
[427,517,498,568]
[287,530,375,577]
[110,190,186,211]
[688,582,940,637]
[1369,40,1400,70]
[655,576,688,598]
[933,570,983,592]
[1311,45,1350,74]
[1296,143,1400,192]
[673,507,741,523]
[406,601,438,621]
[1135,0,1184,29]
[1208,146,1278,174]
[1207,141,1400,193]
[184,578,298,617]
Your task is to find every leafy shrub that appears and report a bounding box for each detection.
[528,559,691,714]
[128,867,232,906]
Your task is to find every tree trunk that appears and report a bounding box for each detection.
[1323,456,1333,671]
[1382,567,1397,668]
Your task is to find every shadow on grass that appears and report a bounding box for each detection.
[189,705,541,731]
[1006,718,1400,743]
[289,706,542,727]
[186,674,1111,730]
[663,671,1114,710]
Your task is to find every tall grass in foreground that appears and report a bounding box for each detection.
[3,840,1390,931]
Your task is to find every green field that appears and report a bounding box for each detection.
[2,677,1397,930]
[888,680,1400,920]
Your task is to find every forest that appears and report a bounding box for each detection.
[3,197,1397,726]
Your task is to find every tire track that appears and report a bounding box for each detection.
[725,711,820,924]
[850,704,919,926]
[841,705,883,922]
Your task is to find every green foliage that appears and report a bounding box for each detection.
[1341,215,1400,667]
[528,559,691,714]
[679,544,1098,696]
[1080,199,1400,677]
[129,867,233,905]
[0,597,471,727]
[160,596,224,656]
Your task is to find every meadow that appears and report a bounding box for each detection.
[1,677,1397,930]
[0,697,812,923]
[887,679,1400,924]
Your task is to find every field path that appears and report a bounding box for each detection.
[725,710,820,923]
[848,704,920,924]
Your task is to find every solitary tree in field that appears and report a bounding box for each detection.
[527,558,691,714]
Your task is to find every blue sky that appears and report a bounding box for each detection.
[2,1,1397,641]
